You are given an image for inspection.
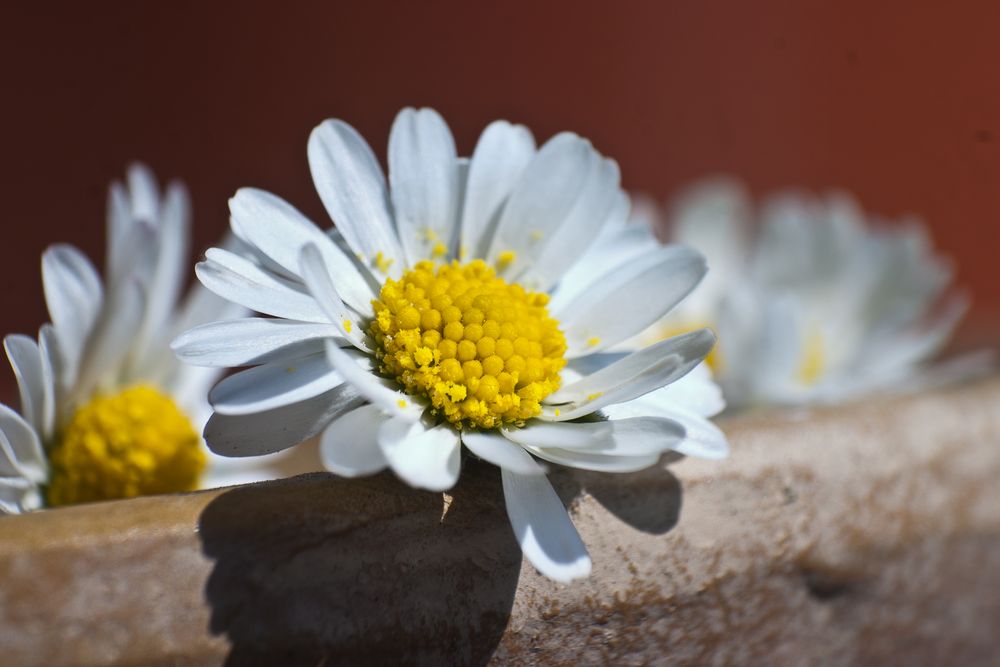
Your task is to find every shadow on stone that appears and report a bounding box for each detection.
[570,455,684,535]
[198,462,521,666]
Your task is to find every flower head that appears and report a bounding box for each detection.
[633,179,969,408]
[175,108,730,582]
[0,165,287,513]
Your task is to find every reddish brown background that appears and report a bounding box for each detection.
[2,2,999,400]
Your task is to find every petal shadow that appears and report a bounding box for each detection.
[571,454,684,535]
[198,466,520,666]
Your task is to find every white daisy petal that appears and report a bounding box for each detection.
[126,162,160,221]
[137,183,190,350]
[389,107,460,264]
[556,245,708,356]
[520,445,660,473]
[324,342,422,421]
[866,293,968,375]
[487,133,593,275]
[663,409,730,460]
[0,405,47,482]
[105,181,131,282]
[37,324,61,440]
[548,330,716,406]
[172,318,341,368]
[308,119,403,277]
[209,352,343,416]
[0,475,42,513]
[41,244,103,371]
[459,120,536,258]
[73,281,145,402]
[516,155,622,291]
[460,430,546,476]
[169,261,249,337]
[319,404,390,477]
[4,335,45,436]
[638,362,725,418]
[542,358,707,423]
[377,416,461,491]
[298,243,371,351]
[548,195,653,313]
[501,469,591,583]
[196,250,328,323]
[203,382,364,457]
[229,188,376,315]
[503,416,684,457]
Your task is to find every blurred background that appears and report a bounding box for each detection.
[3,2,999,401]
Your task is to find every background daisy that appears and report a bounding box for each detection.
[174,107,730,582]
[0,164,303,513]
[632,179,974,408]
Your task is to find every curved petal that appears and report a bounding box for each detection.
[486,133,593,276]
[461,430,546,475]
[106,180,131,282]
[0,405,46,482]
[126,162,160,221]
[319,404,390,477]
[377,416,461,491]
[308,119,403,278]
[298,243,371,351]
[203,382,364,457]
[0,475,42,514]
[4,335,44,436]
[41,244,103,372]
[325,342,422,421]
[229,188,376,315]
[645,362,726,418]
[195,250,328,323]
[555,244,708,357]
[601,385,730,460]
[503,416,684,457]
[459,120,536,258]
[520,445,660,473]
[209,352,343,416]
[389,107,460,264]
[172,317,341,368]
[134,183,190,361]
[547,330,715,406]
[72,281,144,402]
[37,324,61,439]
[515,155,622,292]
[548,211,657,314]
[501,469,591,583]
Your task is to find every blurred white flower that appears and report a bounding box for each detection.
[174,108,729,583]
[630,178,972,409]
[0,165,300,513]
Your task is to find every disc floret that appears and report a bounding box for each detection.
[370,259,567,429]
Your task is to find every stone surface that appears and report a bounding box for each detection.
[1,378,999,666]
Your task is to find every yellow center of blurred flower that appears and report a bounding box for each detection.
[45,385,205,507]
[797,329,826,385]
[370,259,567,429]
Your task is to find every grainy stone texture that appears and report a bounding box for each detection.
[0,378,998,666]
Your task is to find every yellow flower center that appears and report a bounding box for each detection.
[369,259,567,429]
[45,385,205,507]
[796,329,825,385]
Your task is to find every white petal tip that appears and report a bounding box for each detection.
[533,555,593,584]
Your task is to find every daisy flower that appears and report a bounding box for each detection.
[0,164,294,513]
[632,178,969,408]
[173,108,730,582]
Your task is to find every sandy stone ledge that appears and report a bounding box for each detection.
[1,377,998,666]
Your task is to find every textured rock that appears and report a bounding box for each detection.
[1,378,999,666]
